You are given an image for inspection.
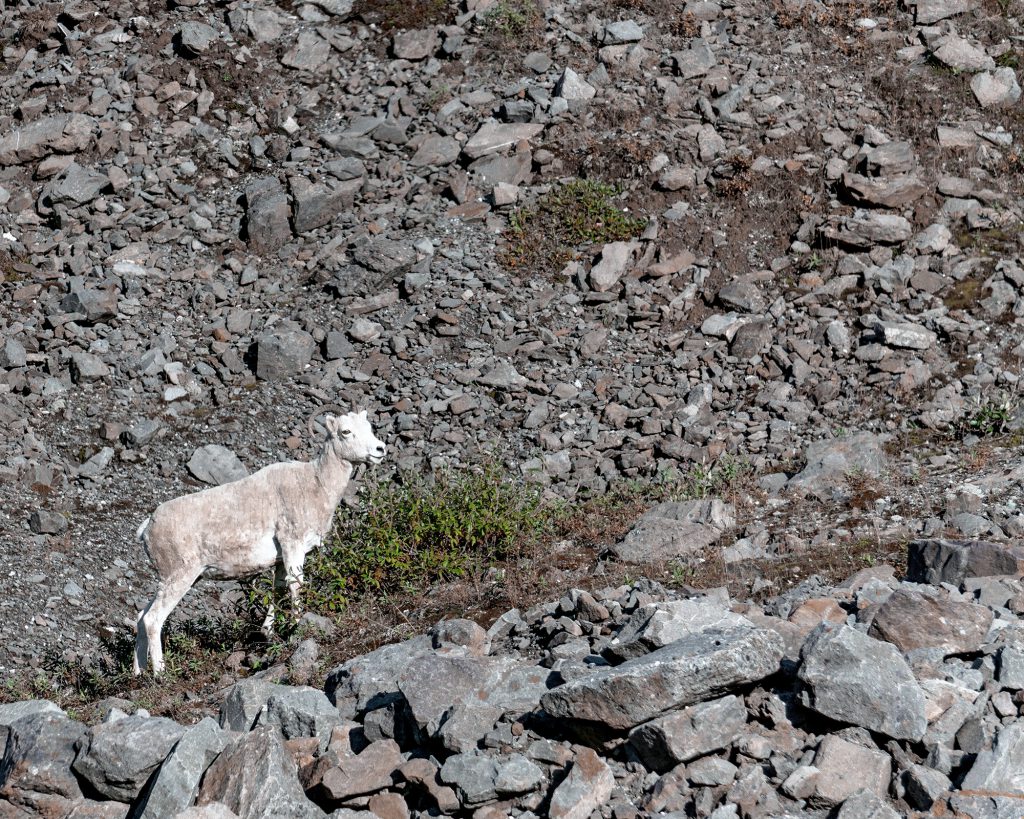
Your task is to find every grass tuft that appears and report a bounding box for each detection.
[502,179,648,275]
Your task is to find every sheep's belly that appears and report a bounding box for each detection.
[204,531,279,579]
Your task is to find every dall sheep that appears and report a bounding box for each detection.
[133,408,386,675]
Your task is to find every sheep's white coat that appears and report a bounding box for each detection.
[133,410,385,675]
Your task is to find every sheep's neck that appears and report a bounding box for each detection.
[314,448,353,506]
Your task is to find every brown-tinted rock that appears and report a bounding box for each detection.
[868,587,993,655]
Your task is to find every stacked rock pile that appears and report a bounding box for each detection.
[5,537,1024,817]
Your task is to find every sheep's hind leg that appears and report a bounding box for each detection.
[261,563,287,637]
[141,571,200,674]
[133,599,155,675]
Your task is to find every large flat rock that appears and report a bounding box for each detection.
[540,625,783,732]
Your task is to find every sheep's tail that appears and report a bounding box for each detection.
[136,517,152,558]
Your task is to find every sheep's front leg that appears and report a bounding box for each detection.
[261,563,287,637]
[284,558,305,619]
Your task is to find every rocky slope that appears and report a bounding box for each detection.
[4,0,1024,673]
[5,539,1024,818]
[3,0,1024,786]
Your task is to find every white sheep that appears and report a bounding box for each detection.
[133,408,386,675]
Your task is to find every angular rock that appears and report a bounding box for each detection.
[836,788,901,819]
[352,238,416,274]
[880,321,937,351]
[28,510,67,535]
[70,351,111,382]
[325,635,433,719]
[133,717,233,819]
[787,432,886,499]
[178,22,218,54]
[258,687,343,750]
[197,727,321,818]
[463,122,544,160]
[798,623,927,741]
[907,539,1024,585]
[672,39,716,79]
[932,36,995,72]
[392,28,438,60]
[840,173,928,208]
[0,713,86,814]
[282,31,331,70]
[915,0,979,23]
[627,695,747,772]
[62,280,119,323]
[555,67,596,101]
[608,499,735,564]
[961,722,1024,792]
[398,654,550,736]
[409,135,461,168]
[548,747,614,819]
[50,163,108,205]
[971,68,1022,108]
[589,241,638,292]
[219,678,291,732]
[0,114,94,165]
[540,625,783,733]
[255,327,316,380]
[290,176,360,234]
[438,751,542,807]
[867,587,993,655]
[820,213,913,247]
[811,735,891,807]
[607,598,751,661]
[309,739,402,803]
[187,445,248,486]
[245,177,291,255]
[73,715,186,802]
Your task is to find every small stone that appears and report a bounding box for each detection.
[971,68,1022,108]
[555,67,596,101]
[187,445,249,486]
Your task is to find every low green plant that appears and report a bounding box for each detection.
[962,397,1015,438]
[251,461,551,624]
[503,179,647,274]
[481,0,542,40]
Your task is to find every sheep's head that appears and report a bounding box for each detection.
[320,409,386,465]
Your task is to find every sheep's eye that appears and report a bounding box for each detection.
[340,429,352,437]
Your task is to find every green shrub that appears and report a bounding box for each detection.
[250,461,550,622]
[503,179,647,274]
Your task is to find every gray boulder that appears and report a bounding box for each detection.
[219,678,292,732]
[257,687,344,750]
[608,499,734,564]
[196,727,321,819]
[787,432,886,499]
[255,327,316,381]
[73,714,186,802]
[131,718,233,819]
[245,177,291,255]
[906,539,1024,585]
[187,445,248,486]
[628,694,747,772]
[867,586,993,655]
[548,747,614,819]
[0,713,87,815]
[324,634,432,718]
[398,653,550,736]
[798,623,927,741]
[606,598,751,661]
[541,625,783,733]
[961,722,1024,792]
